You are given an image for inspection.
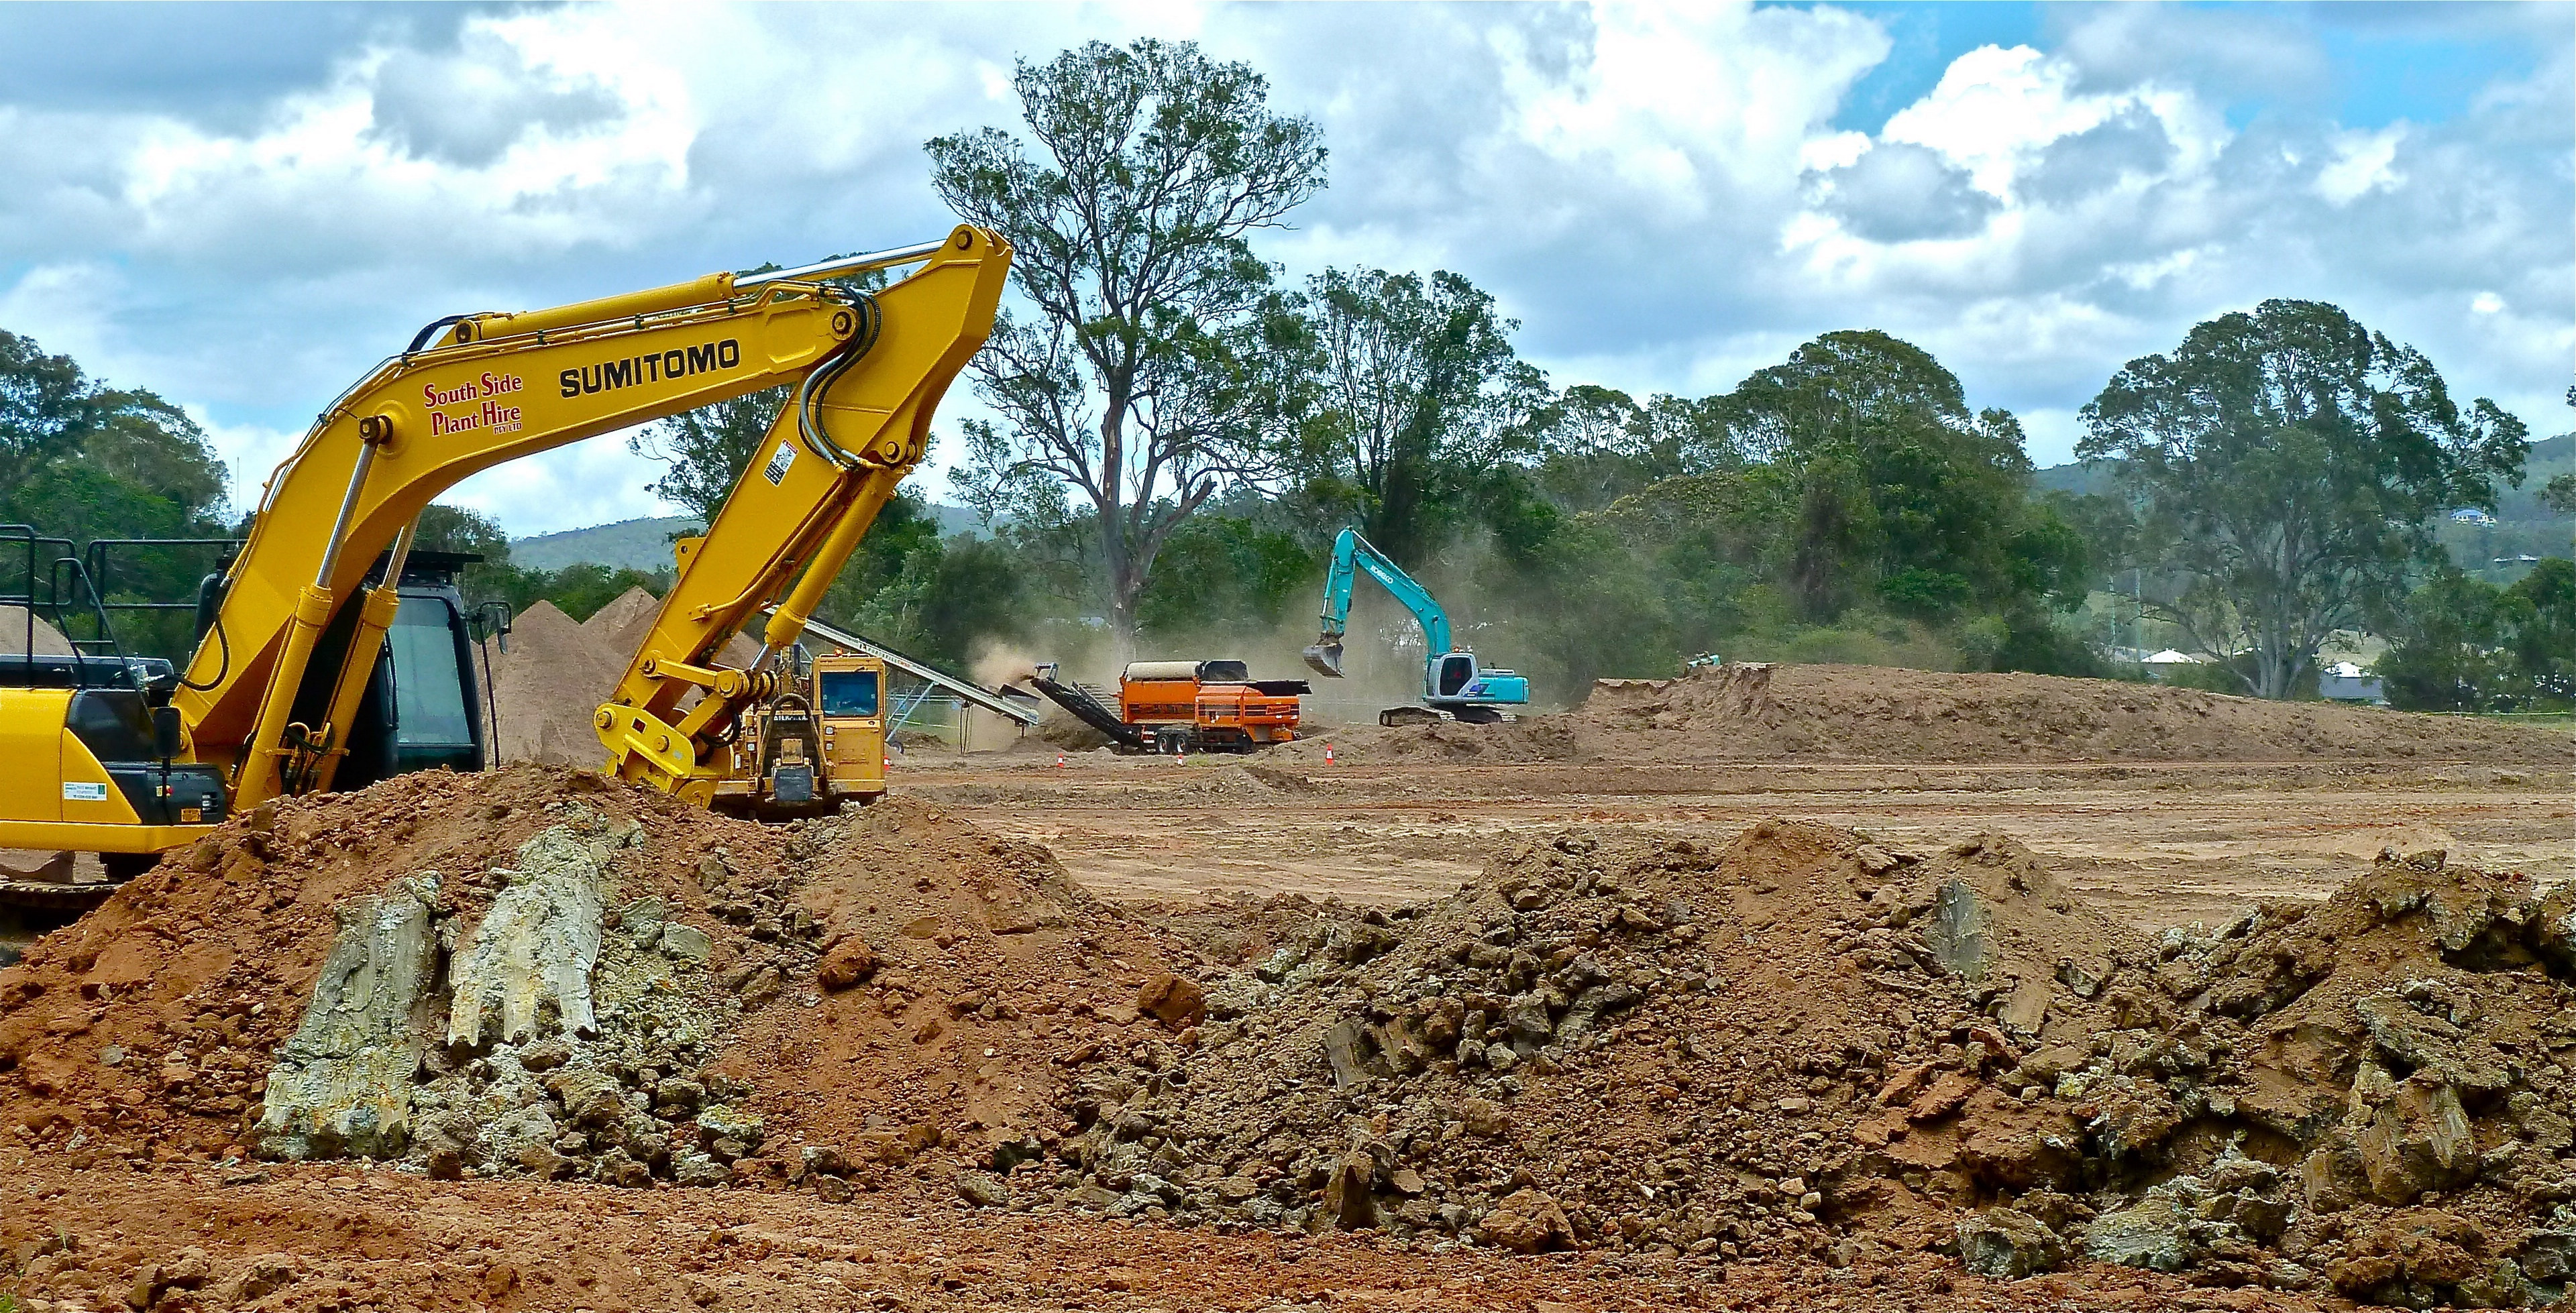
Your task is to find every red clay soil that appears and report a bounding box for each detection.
[0,767,1200,1186]
[708,794,1210,1168]
[0,1157,2296,1313]
[1284,662,2574,764]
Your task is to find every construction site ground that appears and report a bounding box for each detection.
[905,753,2571,932]
[4,665,2572,1312]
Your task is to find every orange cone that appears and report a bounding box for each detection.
[1055,752,1067,768]
[1325,744,1336,765]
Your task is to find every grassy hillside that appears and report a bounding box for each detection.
[511,504,993,573]
[511,516,701,573]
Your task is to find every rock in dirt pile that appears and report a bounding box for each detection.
[0,765,1200,1198]
[3,766,2571,1308]
[1287,661,2574,763]
[1036,821,2576,1306]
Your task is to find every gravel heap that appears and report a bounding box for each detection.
[1018,821,2576,1306]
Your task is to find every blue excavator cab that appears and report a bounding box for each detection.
[1301,528,1529,725]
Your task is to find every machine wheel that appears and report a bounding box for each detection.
[1451,705,1505,726]
[1155,729,1195,755]
[1379,706,1444,727]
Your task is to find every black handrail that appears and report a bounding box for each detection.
[82,538,244,614]
[1,524,141,691]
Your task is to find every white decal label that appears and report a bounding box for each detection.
[761,440,797,486]
[62,781,109,802]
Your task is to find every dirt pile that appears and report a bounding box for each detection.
[1020,820,2575,1304]
[485,589,764,766]
[0,604,74,655]
[0,768,1198,1202]
[1289,662,2574,764]
[579,585,665,658]
[486,602,628,765]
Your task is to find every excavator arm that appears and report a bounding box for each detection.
[165,225,1010,817]
[1301,528,1454,680]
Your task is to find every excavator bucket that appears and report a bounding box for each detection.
[1301,637,1345,679]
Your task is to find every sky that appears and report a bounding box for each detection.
[1,1,2567,537]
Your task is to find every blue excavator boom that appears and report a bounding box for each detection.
[1301,527,1529,724]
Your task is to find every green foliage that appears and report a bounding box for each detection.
[0,327,232,660]
[2079,299,2529,698]
[2542,473,2576,516]
[2506,557,2576,703]
[2377,569,2520,711]
[1136,514,1319,642]
[1294,267,1547,567]
[2380,557,2576,711]
[930,38,1328,652]
[627,386,789,526]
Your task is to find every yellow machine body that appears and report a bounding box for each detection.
[0,227,1010,867]
[712,652,888,817]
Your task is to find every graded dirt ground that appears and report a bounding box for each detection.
[2,664,2570,1312]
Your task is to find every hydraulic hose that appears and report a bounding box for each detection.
[794,292,883,469]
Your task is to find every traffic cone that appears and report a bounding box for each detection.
[1055,752,1066,768]
[1325,743,1336,765]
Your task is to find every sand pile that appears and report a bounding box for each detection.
[1290,662,2575,764]
[0,605,74,655]
[485,589,763,766]
[487,603,629,766]
[1022,821,2576,1304]
[0,768,1197,1202]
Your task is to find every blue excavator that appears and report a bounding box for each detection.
[1301,527,1531,726]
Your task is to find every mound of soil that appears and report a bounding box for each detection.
[0,604,74,655]
[1023,821,2575,1304]
[0,768,1198,1201]
[1297,663,2571,764]
[486,590,765,767]
[486,603,629,765]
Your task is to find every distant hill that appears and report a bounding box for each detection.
[511,503,995,573]
[2035,434,2573,584]
[2033,459,2121,497]
[511,516,700,573]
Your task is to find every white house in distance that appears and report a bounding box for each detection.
[2450,508,2497,526]
[2319,661,2387,704]
[2141,649,2206,681]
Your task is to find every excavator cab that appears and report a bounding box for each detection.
[1436,652,1476,698]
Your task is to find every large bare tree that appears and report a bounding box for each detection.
[928,40,1325,659]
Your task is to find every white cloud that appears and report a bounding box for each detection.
[0,0,2566,543]
[2315,125,2406,205]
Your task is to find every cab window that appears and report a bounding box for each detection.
[818,669,879,717]
[388,599,474,748]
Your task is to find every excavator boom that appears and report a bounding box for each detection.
[1301,527,1529,722]
[0,226,1009,864]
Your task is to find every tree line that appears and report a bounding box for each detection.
[5,38,2565,714]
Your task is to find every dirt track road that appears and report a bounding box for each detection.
[900,754,2573,929]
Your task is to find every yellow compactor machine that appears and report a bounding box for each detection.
[0,227,1010,874]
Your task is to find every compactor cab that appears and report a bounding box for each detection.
[717,650,887,818]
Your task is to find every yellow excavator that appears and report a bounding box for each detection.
[0,226,1010,878]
